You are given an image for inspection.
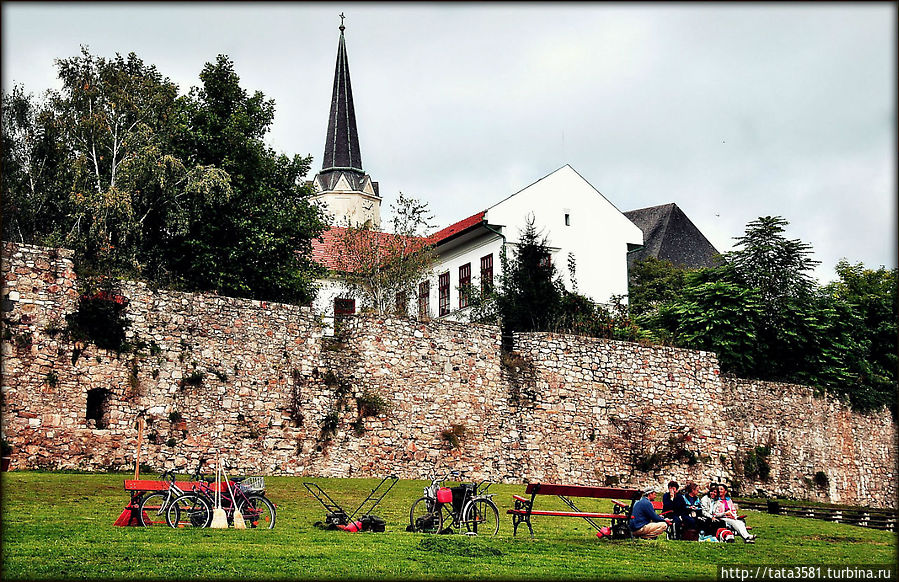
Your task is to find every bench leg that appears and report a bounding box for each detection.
[511,514,535,538]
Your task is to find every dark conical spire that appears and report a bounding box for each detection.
[322,16,363,173]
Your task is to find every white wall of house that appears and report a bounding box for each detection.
[482,164,642,306]
[313,277,355,335]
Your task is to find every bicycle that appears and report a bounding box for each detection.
[166,464,276,529]
[409,471,499,536]
[138,468,200,527]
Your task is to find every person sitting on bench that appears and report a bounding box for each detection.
[630,487,671,539]
[714,484,755,543]
[662,480,681,538]
[675,481,702,535]
[698,482,727,535]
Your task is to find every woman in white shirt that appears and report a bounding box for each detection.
[714,484,756,543]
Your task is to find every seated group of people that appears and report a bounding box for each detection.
[630,480,756,543]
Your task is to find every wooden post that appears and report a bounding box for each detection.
[134,417,145,480]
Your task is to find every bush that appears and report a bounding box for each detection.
[356,391,388,417]
[440,424,466,449]
[743,446,771,481]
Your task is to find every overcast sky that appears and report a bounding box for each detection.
[3,2,895,282]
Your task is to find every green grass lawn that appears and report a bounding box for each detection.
[1,472,895,580]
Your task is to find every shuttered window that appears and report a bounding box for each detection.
[459,263,471,308]
[438,272,450,316]
[480,254,493,295]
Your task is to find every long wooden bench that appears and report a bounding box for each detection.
[507,483,642,538]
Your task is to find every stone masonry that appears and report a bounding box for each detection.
[2,242,895,508]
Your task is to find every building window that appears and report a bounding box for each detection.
[459,263,471,308]
[86,388,110,429]
[539,253,552,268]
[438,272,450,316]
[395,291,408,316]
[564,213,570,226]
[334,298,355,316]
[480,254,493,295]
[418,281,430,319]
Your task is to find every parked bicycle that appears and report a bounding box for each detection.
[165,463,276,529]
[138,463,206,527]
[409,471,499,536]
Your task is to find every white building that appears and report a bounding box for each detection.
[421,164,643,321]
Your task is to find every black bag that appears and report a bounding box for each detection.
[361,514,386,533]
[409,514,435,532]
[451,484,475,513]
[610,523,631,540]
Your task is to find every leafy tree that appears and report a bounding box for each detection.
[3,49,325,305]
[649,265,764,375]
[1,86,71,244]
[330,192,436,315]
[490,216,635,342]
[822,261,898,412]
[168,55,327,304]
[627,257,692,319]
[726,216,831,383]
[728,216,818,308]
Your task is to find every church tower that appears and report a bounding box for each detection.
[310,15,381,228]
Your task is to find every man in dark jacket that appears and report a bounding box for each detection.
[630,487,671,539]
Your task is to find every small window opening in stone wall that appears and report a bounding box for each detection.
[86,388,111,429]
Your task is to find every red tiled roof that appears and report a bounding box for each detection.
[427,211,486,245]
[312,211,488,274]
[311,226,427,273]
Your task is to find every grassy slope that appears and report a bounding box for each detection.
[1,473,895,580]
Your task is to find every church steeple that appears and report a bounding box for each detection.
[311,14,381,228]
[322,14,363,173]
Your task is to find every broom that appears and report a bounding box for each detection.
[210,456,229,529]
[221,460,246,529]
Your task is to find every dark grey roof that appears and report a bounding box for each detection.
[313,171,379,197]
[321,24,363,174]
[624,203,722,269]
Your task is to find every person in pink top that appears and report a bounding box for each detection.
[714,484,756,543]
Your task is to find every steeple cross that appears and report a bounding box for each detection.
[339,12,346,29]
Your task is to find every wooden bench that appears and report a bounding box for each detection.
[507,483,642,538]
[114,479,209,526]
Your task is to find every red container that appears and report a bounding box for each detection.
[436,487,453,504]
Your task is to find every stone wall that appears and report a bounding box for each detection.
[2,242,895,508]
[512,332,896,507]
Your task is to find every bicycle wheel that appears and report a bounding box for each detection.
[166,492,212,528]
[409,497,443,533]
[138,492,170,527]
[236,494,277,529]
[462,498,500,536]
